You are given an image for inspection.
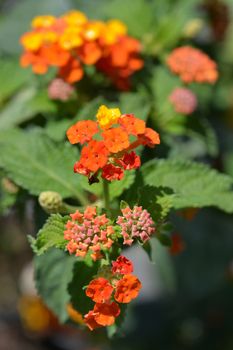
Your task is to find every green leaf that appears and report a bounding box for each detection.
[156,234,172,247]
[68,258,99,315]
[103,0,154,38]
[44,119,72,141]
[29,214,68,255]
[0,129,87,203]
[35,248,75,322]
[141,158,233,213]
[119,93,151,121]
[0,88,57,130]
[137,185,174,221]
[0,58,33,102]
[147,0,198,54]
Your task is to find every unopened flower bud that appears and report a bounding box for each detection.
[39,191,63,213]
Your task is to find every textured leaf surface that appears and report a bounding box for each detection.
[29,214,68,255]
[141,159,233,213]
[0,88,57,130]
[35,249,75,322]
[0,129,87,202]
[68,258,98,315]
[119,93,151,121]
[0,59,32,101]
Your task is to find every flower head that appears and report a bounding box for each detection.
[20,11,143,90]
[67,105,160,183]
[117,206,155,245]
[167,46,218,84]
[64,206,114,260]
[169,87,197,115]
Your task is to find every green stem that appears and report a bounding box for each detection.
[103,179,110,215]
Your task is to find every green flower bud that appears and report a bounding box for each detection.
[39,191,63,213]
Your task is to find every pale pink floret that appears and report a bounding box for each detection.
[64,207,114,261]
[48,78,74,101]
[116,206,155,245]
[169,87,197,115]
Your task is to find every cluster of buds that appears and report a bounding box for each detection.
[167,46,218,84]
[47,78,75,101]
[84,256,141,330]
[169,87,197,115]
[66,105,160,183]
[64,206,114,261]
[117,205,155,245]
[20,11,143,90]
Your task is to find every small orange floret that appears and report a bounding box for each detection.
[80,140,109,172]
[167,46,218,84]
[84,310,101,331]
[86,277,114,303]
[93,302,120,326]
[102,127,129,153]
[77,41,102,65]
[138,128,160,148]
[40,44,70,67]
[20,51,48,74]
[73,161,90,176]
[101,164,124,181]
[112,256,133,275]
[117,151,141,170]
[114,274,142,303]
[66,120,98,144]
[59,56,84,83]
[119,114,146,136]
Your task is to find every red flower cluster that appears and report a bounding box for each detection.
[20,11,143,90]
[167,46,218,84]
[169,87,197,115]
[84,256,141,330]
[64,206,114,261]
[67,105,160,183]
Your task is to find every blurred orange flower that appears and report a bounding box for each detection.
[167,46,218,84]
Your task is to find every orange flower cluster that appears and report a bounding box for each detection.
[20,11,143,89]
[84,256,141,330]
[67,105,160,183]
[167,46,218,84]
[64,206,114,261]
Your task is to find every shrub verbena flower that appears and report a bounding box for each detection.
[20,11,143,90]
[167,46,218,84]
[67,105,160,183]
[169,87,197,115]
[117,205,156,245]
